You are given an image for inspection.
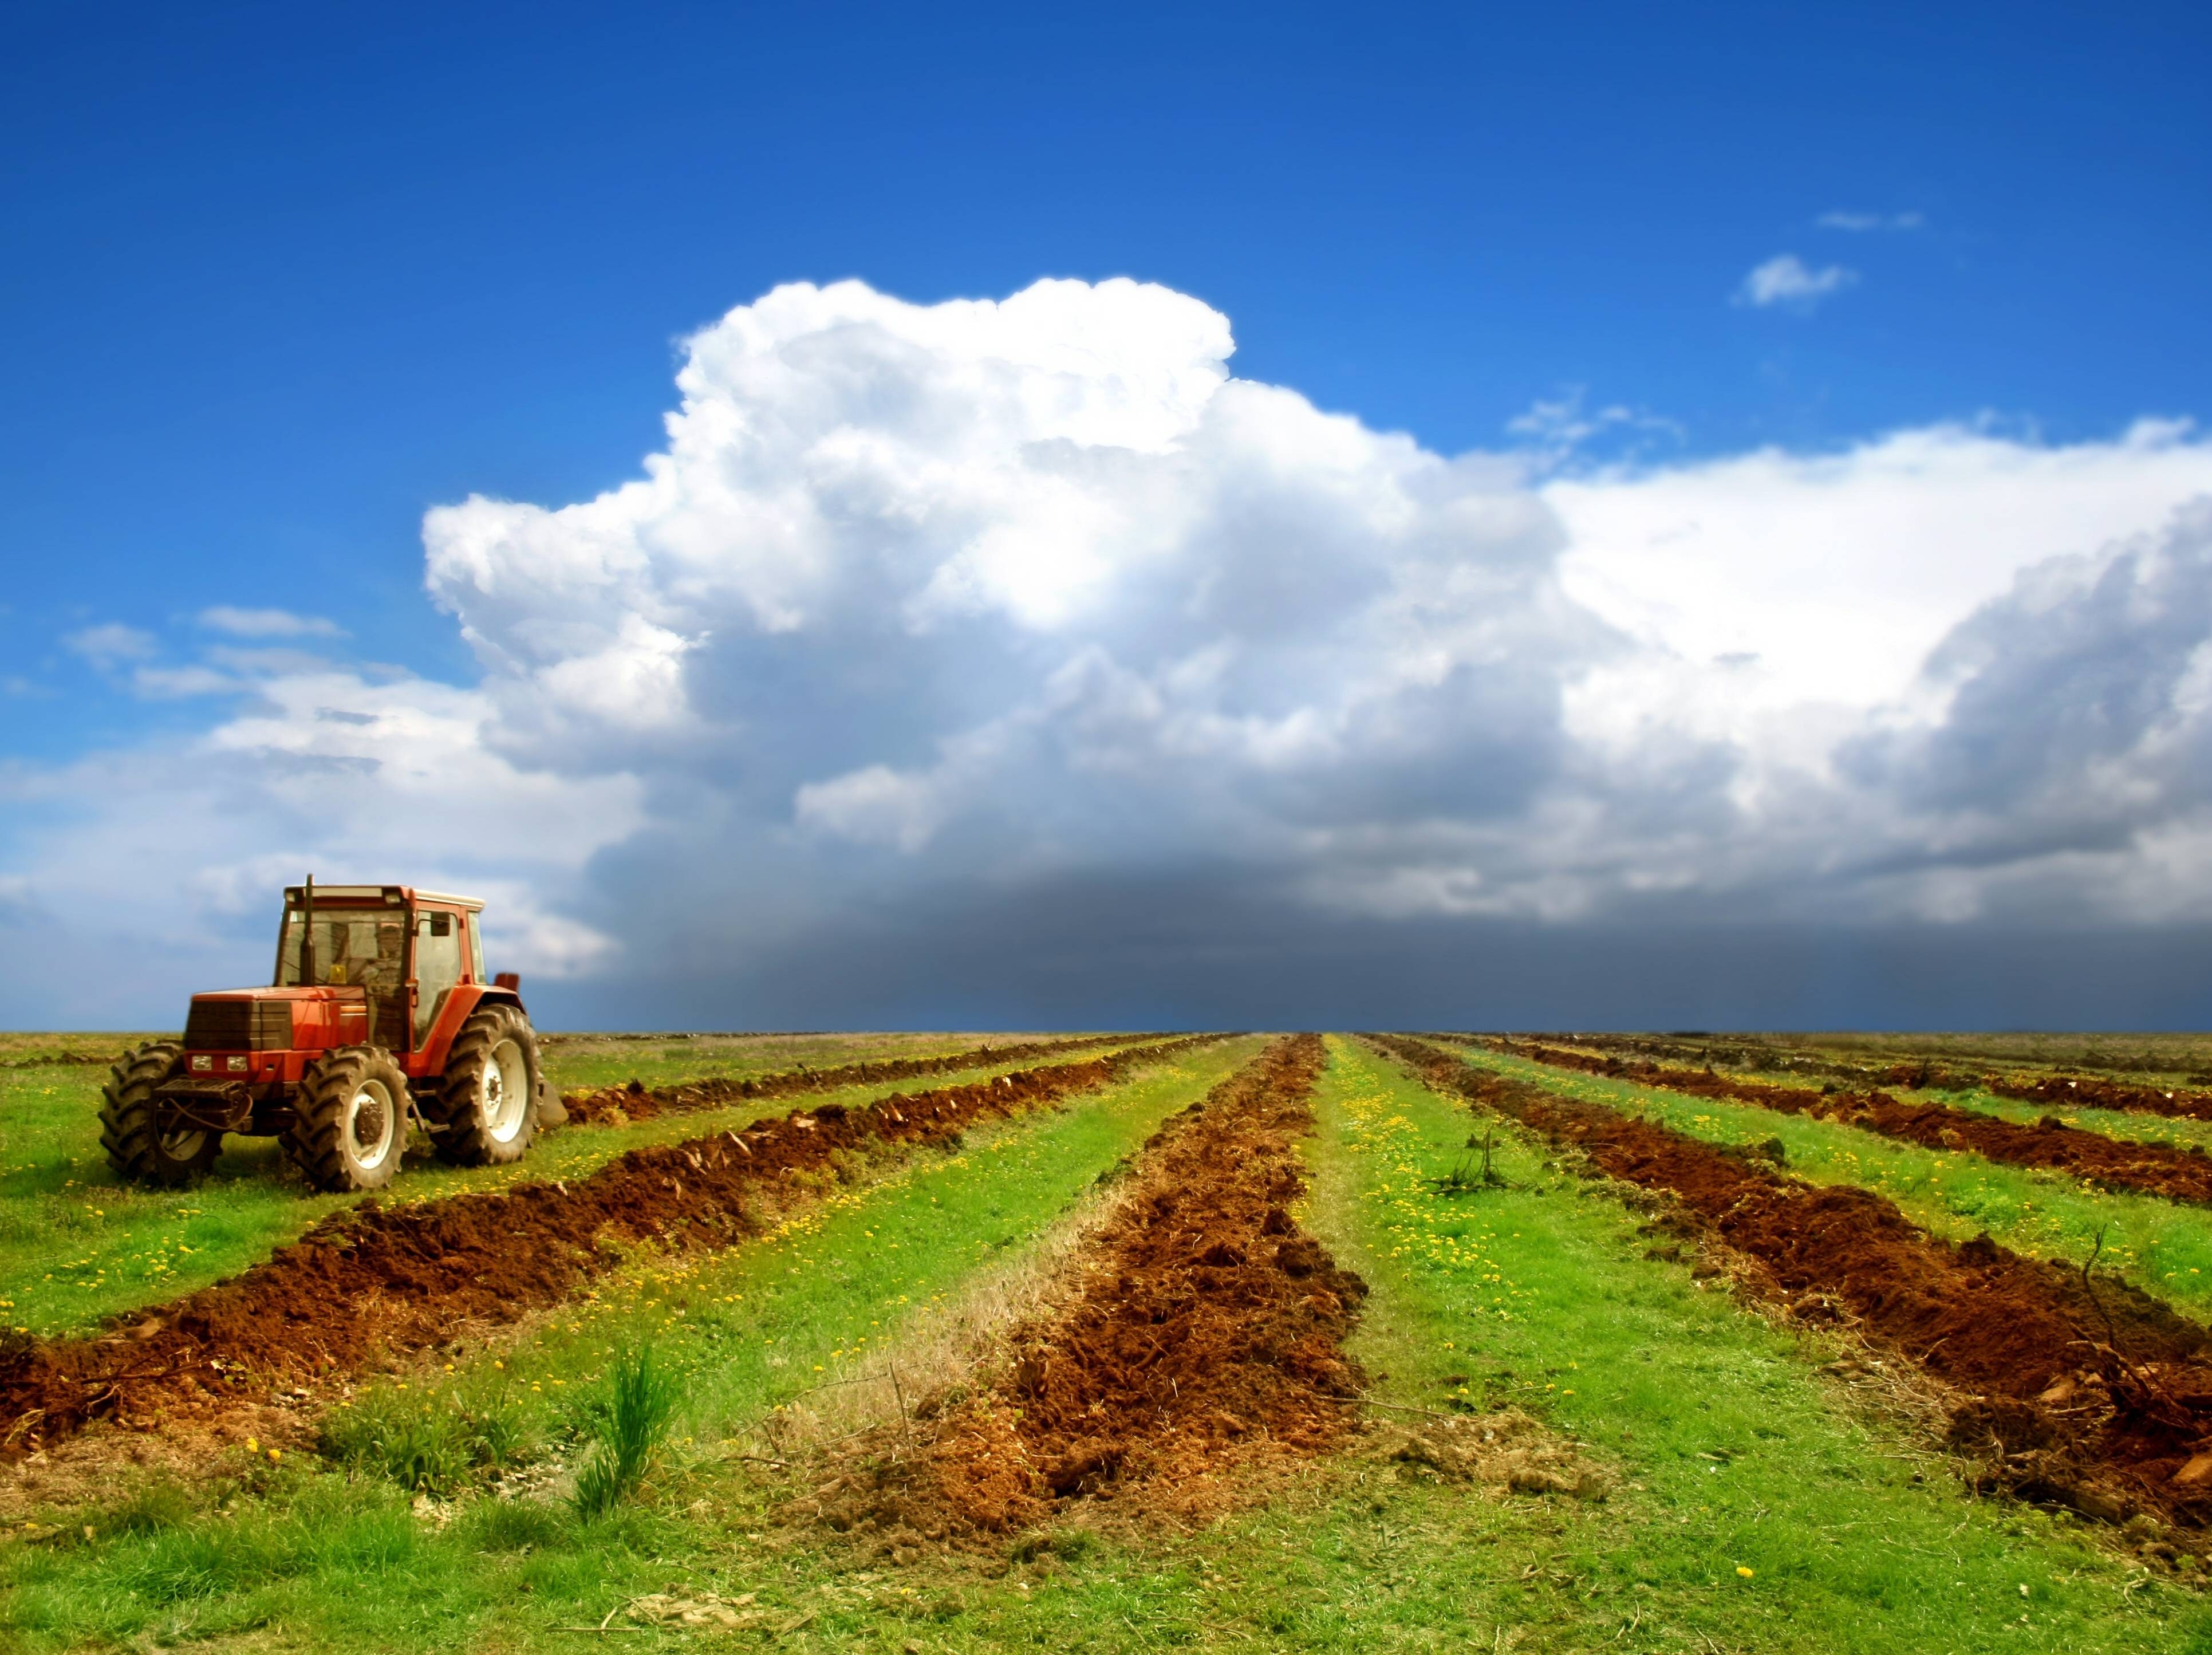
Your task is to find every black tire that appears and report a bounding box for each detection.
[285,1045,411,1193]
[99,1041,222,1187]
[424,1004,541,1167]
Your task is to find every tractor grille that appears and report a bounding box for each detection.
[183,999,293,1050]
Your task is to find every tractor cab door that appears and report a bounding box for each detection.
[411,908,466,1050]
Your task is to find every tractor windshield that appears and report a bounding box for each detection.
[275,906,408,995]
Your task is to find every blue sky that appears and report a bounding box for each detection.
[5,1,2211,1028]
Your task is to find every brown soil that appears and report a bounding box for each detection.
[1969,1070,2212,1125]
[1492,1039,2212,1205]
[561,1033,1154,1125]
[1518,1032,2212,1124]
[806,1035,1368,1543]
[0,1037,1216,1460]
[1377,1037,2212,1530]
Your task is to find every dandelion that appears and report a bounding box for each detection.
[1737,1566,1755,1579]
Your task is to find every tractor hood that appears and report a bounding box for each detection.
[184,986,373,1052]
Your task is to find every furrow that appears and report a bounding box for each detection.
[0,1037,1219,1456]
[1373,1035,2212,1530]
[1508,1030,2212,1124]
[807,1034,1369,1541]
[1489,1038,2212,1206]
[561,1031,1161,1125]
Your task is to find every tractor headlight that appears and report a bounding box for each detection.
[227,1055,249,1073]
[190,1054,212,1073]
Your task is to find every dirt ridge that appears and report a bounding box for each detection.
[1490,1038,2212,1205]
[0,1036,1219,1457]
[810,1034,1368,1540]
[1499,1031,2212,1124]
[562,1032,1160,1125]
[1375,1036,2212,1530]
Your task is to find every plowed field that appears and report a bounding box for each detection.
[1492,1038,2212,1204]
[3,1029,2208,1654]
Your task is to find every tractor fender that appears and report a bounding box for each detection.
[411,983,561,1127]
[411,982,520,1075]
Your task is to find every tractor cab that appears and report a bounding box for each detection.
[100,880,563,1194]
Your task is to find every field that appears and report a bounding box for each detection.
[2,1030,2209,1652]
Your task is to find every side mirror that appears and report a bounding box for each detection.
[494,972,521,991]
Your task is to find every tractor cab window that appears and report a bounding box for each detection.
[277,908,405,998]
[414,909,464,1043]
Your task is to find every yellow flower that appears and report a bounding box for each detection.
[1737,1566,1755,1579]
[267,1448,282,1463]
[245,1437,258,1453]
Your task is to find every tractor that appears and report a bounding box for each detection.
[100,880,567,1193]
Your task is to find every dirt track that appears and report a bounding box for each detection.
[0,1037,1215,1457]
[813,1035,1368,1539]
[1378,1037,2212,1529]
[1492,1039,2212,1205]
[561,1033,1155,1125]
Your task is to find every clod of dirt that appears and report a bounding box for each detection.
[1378,1409,1613,1499]
[1375,1036,2212,1532]
[805,1036,1367,1544]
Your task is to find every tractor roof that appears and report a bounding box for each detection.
[282,885,485,911]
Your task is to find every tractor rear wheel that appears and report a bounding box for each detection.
[286,1046,411,1192]
[424,1004,541,1166]
[100,1041,222,1187]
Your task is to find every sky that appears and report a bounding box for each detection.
[3,0,2210,1030]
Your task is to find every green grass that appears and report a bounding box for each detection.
[1453,1042,2212,1320]
[0,1036,1160,1338]
[571,1343,681,1518]
[0,1038,1264,1651]
[0,1033,170,1069]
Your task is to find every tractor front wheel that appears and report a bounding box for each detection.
[100,1041,222,1187]
[424,1004,541,1167]
[286,1046,411,1192]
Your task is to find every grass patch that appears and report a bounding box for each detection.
[319,1373,540,1496]
[1457,1042,2212,1320]
[571,1344,680,1518]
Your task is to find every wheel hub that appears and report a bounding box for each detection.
[484,1037,529,1142]
[348,1082,396,1167]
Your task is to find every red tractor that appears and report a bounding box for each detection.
[101,880,566,1193]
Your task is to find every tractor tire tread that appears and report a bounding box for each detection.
[285,1045,409,1193]
[423,1005,539,1167]
[99,1041,216,1186]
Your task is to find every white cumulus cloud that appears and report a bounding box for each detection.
[6,276,2212,1024]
